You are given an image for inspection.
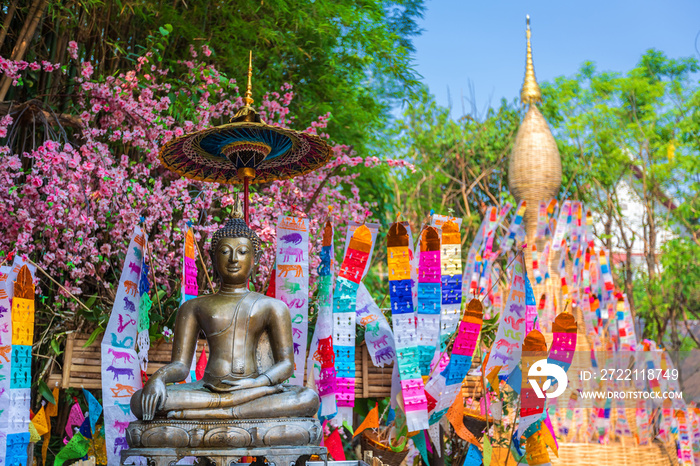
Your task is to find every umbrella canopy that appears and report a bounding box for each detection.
[159,53,333,186]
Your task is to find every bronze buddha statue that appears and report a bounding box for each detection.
[131,212,319,421]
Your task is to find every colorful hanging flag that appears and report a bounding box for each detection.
[181,223,199,382]
[333,223,376,426]
[0,265,12,464]
[416,226,441,376]
[548,312,577,376]
[483,252,527,378]
[275,215,310,384]
[425,299,483,448]
[462,213,491,298]
[532,244,542,284]
[430,214,464,232]
[524,274,538,335]
[536,201,547,239]
[181,224,199,303]
[615,293,637,350]
[676,410,695,466]
[5,264,36,466]
[387,221,429,432]
[136,253,152,373]
[599,249,614,292]
[307,220,336,417]
[101,226,148,466]
[503,201,527,253]
[552,200,571,250]
[538,293,553,333]
[688,403,700,465]
[636,399,652,445]
[356,283,395,368]
[518,330,548,438]
[558,391,578,437]
[439,220,463,348]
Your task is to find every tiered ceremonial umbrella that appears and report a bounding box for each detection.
[159,52,333,223]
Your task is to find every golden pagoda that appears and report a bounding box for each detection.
[508,15,562,241]
[508,16,565,332]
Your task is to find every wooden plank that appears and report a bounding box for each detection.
[62,333,76,388]
[362,345,370,398]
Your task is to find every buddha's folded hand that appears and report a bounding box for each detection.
[141,377,167,421]
[219,376,269,391]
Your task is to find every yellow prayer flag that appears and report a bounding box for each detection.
[32,406,50,437]
[486,364,503,396]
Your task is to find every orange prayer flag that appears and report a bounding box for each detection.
[539,422,558,457]
[45,387,59,417]
[446,389,480,446]
[41,411,52,466]
[353,403,379,438]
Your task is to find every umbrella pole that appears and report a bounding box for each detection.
[244,176,250,225]
[238,167,255,225]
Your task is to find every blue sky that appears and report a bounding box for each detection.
[410,0,700,117]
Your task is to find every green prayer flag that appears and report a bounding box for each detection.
[483,435,493,466]
[54,432,90,466]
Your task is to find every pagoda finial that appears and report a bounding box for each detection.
[244,50,254,107]
[521,15,542,105]
[231,51,261,122]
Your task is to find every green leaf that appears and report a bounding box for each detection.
[158,26,170,36]
[84,327,104,348]
[85,295,97,308]
[37,380,56,404]
[50,338,63,355]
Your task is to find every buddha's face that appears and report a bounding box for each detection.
[214,237,255,285]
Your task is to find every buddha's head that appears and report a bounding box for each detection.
[210,212,262,285]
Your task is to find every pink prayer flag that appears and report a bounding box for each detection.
[65,402,85,438]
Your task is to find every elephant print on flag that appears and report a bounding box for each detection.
[275,216,310,385]
[101,226,148,466]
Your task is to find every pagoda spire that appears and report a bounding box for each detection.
[508,16,561,242]
[520,15,542,106]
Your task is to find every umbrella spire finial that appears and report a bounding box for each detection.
[244,50,254,107]
[521,15,542,106]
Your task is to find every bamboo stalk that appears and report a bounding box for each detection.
[0,0,48,100]
[0,0,18,50]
